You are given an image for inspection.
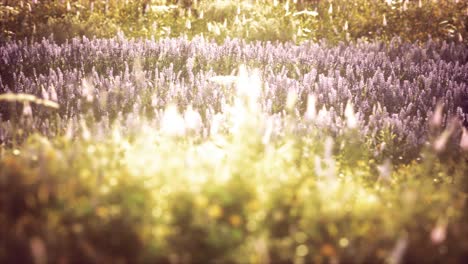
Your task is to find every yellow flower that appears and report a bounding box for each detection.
[195,195,208,208]
[208,205,223,219]
[229,214,242,227]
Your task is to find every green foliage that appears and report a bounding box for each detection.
[1,0,466,44]
[2,0,468,262]
[2,91,468,262]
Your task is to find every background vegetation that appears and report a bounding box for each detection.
[0,0,467,44]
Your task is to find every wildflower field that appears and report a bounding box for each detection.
[1,0,468,263]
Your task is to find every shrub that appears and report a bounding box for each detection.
[1,0,466,44]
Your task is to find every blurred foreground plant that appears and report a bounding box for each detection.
[2,65,468,262]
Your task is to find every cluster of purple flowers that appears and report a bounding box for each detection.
[0,36,467,157]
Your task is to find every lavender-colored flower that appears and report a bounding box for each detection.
[460,127,468,151]
[0,35,466,157]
